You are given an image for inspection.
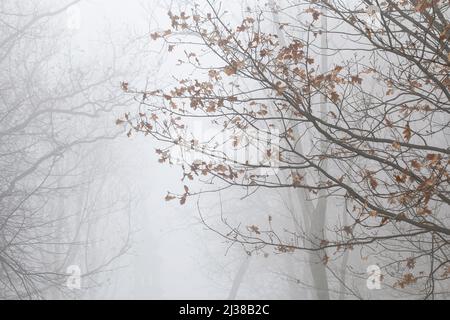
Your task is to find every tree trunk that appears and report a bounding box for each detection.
[227,255,250,300]
[271,0,330,300]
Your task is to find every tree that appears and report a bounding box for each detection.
[123,0,450,299]
[0,0,130,299]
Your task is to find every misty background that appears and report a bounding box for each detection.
[2,0,447,300]
[0,0,302,300]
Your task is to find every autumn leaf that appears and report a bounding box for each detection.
[150,32,160,40]
[394,273,417,288]
[351,75,363,84]
[411,160,422,171]
[369,175,378,190]
[292,173,304,188]
[248,225,261,234]
[121,81,129,92]
[208,69,219,79]
[343,225,353,236]
[320,239,329,247]
[223,65,236,76]
[385,118,393,128]
[369,210,378,217]
[418,176,436,190]
[417,206,432,216]
[257,109,268,116]
[333,65,343,73]
[165,193,176,201]
[274,81,287,95]
[392,141,401,150]
[415,0,432,12]
[305,8,321,21]
[406,258,416,270]
[277,245,295,253]
[403,122,412,142]
[224,60,244,76]
[380,216,389,226]
[330,91,339,103]
[426,153,442,164]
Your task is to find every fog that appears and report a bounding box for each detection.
[70,0,239,299]
[1,0,449,300]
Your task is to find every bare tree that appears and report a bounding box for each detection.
[123,0,450,299]
[0,0,131,299]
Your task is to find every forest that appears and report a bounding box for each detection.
[0,0,449,300]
